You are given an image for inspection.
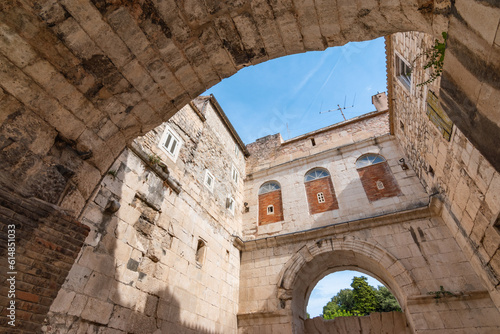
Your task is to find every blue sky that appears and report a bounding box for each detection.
[306,271,384,318]
[203,37,387,144]
[203,38,388,316]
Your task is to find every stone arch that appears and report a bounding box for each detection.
[1,1,500,331]
[277,237,418,333]
[0,1,447,217]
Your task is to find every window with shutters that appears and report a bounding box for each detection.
[159,125,183,162]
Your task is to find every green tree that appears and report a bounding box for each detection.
[351,276,377,315]
[321,276,402,319]
[374,286,401,312]
[322,288,355,319]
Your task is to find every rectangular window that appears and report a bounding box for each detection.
[195,239,207,267]
[227,196,235,215]
[159,125,183,161]
[395,53,412,90]
[231,165,239,184]
[317,192,325,203]
[204,170,215,192]
[234,143,240,157]
[267,205,274,214]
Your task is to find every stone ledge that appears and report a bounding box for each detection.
[407,290,489,305]
[128,141,182,194]
[241,201,435,251]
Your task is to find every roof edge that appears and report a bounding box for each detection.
[209,94,250,157]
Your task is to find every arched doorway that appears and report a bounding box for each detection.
[1,1,500,332]
[277,238,418,333]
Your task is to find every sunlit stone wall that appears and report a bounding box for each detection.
[243,111,428,238]
[44,98,244,333]
[391,31,500,311]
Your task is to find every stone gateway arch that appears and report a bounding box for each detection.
[1,0,500,333]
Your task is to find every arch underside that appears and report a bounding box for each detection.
[1,1,500,333]
[0,0,445,212]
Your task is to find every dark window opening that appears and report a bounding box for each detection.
[196,239,207,266]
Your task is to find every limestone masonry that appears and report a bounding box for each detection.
[1,1,500,334]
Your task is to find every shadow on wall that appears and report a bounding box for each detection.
[44,149,223,334]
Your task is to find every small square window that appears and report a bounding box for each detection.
[317,192,325,203]
[159,125,183,162]
[204,170,215,192]
[395,53,412,90]
[227,196,235,215]
[267,205,274,215]
[231,165,239,184]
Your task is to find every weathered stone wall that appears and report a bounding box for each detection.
[304,312,410,334]
[0,0,449,220]
[391,31,500,311]
[0,1,499,333]
[238,205,500,333]
[440,0,500,172]
[246,110,390,175]
[243,112,428,238]
[44,100,244,333]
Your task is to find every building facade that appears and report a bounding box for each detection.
[0,16,499,333]
[42,31,500,334]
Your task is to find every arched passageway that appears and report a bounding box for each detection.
[0,0,479,215]
[1,1,500,332]
[277,238,418,333]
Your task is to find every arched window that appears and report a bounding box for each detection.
[304,168,330,182]
[355,153,386,168]
[356,154,401,202]
[304,168,339,214]
[258,181,284,225]
[258,181,281,195]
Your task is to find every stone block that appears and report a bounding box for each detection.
[83,271,113,300]
[485,172,500,214]
[63,263,93,293]
[50,288,76,313]
[81,297,114,325]
[0,23,38,68]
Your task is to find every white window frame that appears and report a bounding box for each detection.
[395,52,412,91]
[317,192,325,203]
[159,124,183,162]
[234,143,240,158]
[227,196,235,215]
[267,205,274,215]
[231,165,240,184]
[204,169,215,192]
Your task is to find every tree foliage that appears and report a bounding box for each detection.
[351,276,377,315]
[321,276,401,320]
[375,286,401,313]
